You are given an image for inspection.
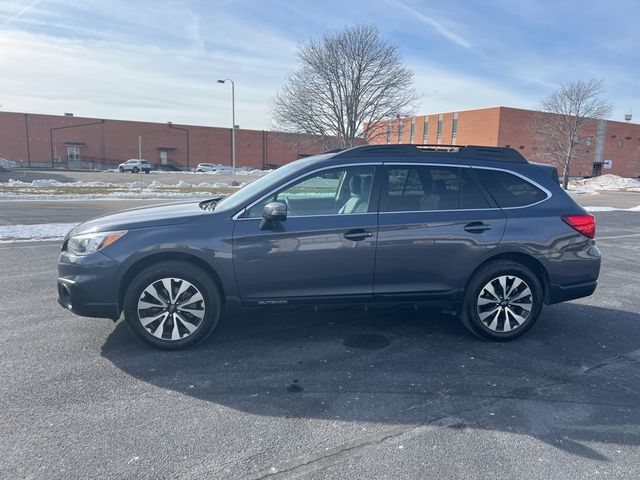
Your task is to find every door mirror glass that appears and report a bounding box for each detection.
[263,201,288,222]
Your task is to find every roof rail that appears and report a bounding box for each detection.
[334,144,527,163]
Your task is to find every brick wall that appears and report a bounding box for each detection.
[368,106,640,178]
[0,111,329,170]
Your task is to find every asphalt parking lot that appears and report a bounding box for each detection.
[1,196,640,479]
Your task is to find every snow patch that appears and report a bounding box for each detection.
[0,223,77,242]
[584,205,640,212]
[569,174,640,192]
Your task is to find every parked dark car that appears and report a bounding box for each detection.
[58,145,600,349]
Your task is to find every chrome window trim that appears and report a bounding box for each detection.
[379,208,501,215]
[232,161,552,219]
[232,162,382,220]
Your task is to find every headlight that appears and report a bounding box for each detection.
[66,230,127,256]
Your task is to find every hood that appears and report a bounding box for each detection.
[72,201,207,235]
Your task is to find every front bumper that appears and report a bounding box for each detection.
[57,250,122,320]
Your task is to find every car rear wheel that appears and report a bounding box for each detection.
[459,260,543,341]
[132,167,139,173]
[123,261,222,349]
[118,166,124,173]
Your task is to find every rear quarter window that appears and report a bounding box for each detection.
[474,169,548,208]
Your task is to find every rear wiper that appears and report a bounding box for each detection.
[199,196,225,211]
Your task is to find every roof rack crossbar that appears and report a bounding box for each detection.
[331,144,528,163]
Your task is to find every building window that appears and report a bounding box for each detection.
[160,151,168,165]
[67,145,80,162]
[386,121,392,144]
[617,139,624,149]
[409,120,415,144]
[436,114,443,144]
[398,121,403,144]
[422,119,429,143]
[451,112,458,145]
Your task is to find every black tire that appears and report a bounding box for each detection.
[123,261,222,350]
[459,260,543,341]
[144,170,150,174]
[118,166,124,173]
[132,167,139,173]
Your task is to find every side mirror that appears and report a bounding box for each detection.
[261,201,287,230]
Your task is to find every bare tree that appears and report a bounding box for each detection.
[533,79,613,188]
[272,25,417,149]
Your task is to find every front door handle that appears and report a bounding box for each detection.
[344,229,374,241]
[464,222,492,234]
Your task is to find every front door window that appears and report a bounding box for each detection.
[243,166,376,218]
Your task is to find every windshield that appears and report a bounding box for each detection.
[215,155,328,213]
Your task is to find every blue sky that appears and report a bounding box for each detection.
[0,0,638,129]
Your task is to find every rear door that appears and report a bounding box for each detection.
[232,164,380,302]
[374,163,506,299]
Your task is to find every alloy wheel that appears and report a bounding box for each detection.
[476,275,533,332]
[137,277,206,341]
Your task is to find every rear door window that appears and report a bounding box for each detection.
[382,165,461,211]
[474,169,547,207]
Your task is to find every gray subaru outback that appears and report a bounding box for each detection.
[57,145,600,349]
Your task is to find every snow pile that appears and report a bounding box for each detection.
[7,179,114,188]
[149,165,271,176]
[128,181,146,189]
[583,205,640,212]
[569,174,640,193]
[0,223,77,242]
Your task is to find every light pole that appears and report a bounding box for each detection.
[217,78,236,184]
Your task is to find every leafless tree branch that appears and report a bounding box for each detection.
[532,79,613,188]
[271,25,418,148]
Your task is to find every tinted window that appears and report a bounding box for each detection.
[382,166,461,212]
[460,169,490,209]
[475,169,547,207]
[244,166,375,218]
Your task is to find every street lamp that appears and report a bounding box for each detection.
[217,78,236,184]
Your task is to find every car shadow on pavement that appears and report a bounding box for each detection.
[101,303,640,461]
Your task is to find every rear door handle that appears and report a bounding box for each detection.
[344,229,374,241]
[464,222,492,233]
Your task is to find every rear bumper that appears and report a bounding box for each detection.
[548,280,597,304]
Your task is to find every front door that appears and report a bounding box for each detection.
[232,165,379,302]
[374,164,506,299]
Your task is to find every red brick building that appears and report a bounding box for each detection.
[370,106,640,178]
[0,111,328,170]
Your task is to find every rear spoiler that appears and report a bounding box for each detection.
[531,162,559,184]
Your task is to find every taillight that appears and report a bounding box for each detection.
[562,214,596,239]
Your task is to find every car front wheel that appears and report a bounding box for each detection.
[123,261,222,349]
[118,166,124,173]
[459,260,543,341]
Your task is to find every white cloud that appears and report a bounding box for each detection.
[0,2,299,129]
[384,0,471,49]
[0,0,41,29]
